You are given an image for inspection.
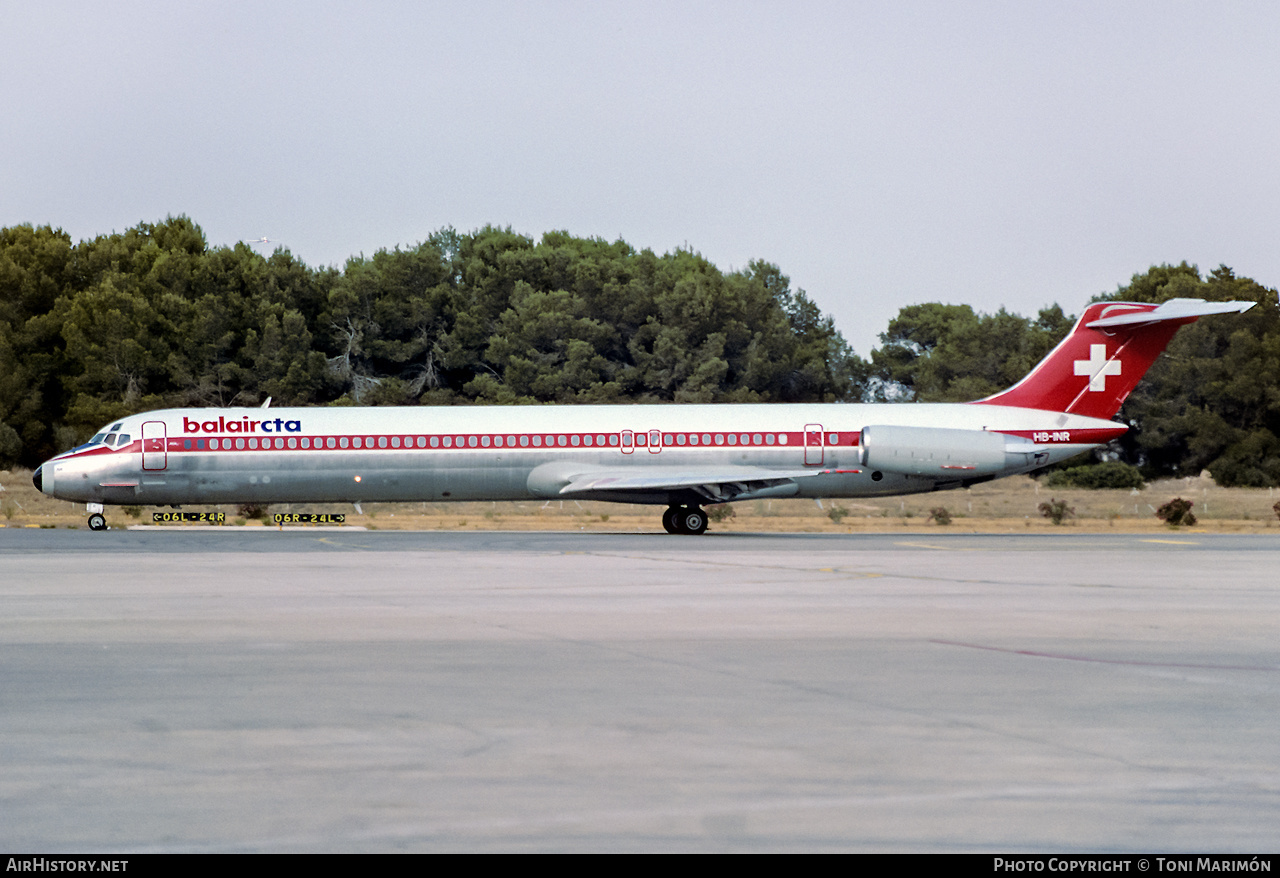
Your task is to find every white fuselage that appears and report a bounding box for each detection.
[38,403,1122,508]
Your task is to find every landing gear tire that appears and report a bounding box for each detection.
[87,513,107,531]
[678,506,708,535]
[662,506,681,534]
[662,505,708,535]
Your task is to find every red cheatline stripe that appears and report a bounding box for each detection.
[992,427,1128,444]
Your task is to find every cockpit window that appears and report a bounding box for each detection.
[115,434,130,446]
[89,433,108,445]
[109,423,122,433]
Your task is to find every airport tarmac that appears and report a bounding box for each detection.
[2,529,1279,852]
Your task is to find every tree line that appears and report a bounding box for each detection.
[1,217,1275,485]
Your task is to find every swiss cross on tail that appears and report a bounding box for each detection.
[975,298,1253,419]
[1074,344,1121,391]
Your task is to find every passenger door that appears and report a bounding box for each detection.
[142,421,167,471]
[804,423,824,466]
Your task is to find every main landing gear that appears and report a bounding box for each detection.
[662,505,708,536]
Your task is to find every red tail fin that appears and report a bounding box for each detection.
[975,298,1252,418]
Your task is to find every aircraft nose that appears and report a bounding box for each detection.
[33,465,42,493]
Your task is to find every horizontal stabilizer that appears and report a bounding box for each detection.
[1085,298,1253,329]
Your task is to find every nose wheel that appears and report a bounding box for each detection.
[87,513,107,531]
[662,505,708,535]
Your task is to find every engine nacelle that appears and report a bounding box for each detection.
[858,425,1030,478]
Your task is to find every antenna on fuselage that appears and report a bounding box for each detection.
[261,397,272,408]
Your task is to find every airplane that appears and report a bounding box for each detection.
[32,297,1253,534]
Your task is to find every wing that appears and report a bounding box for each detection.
[529,462,829,504]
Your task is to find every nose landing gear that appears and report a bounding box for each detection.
[86,502,107,531]
[662,505,709,535]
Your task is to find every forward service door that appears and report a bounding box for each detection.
[142,421,167,471]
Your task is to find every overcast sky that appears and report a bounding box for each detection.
[4,1,1278,355]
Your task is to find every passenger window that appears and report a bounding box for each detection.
[288,438,297,449]
[391,437,400,448]
[378,436,387,448]
[238,439,246,450]
[481,436,491,447]
[326,437,336,449]
[519,436,528,447]
[468,436,478,447]
[338,438,348,449]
